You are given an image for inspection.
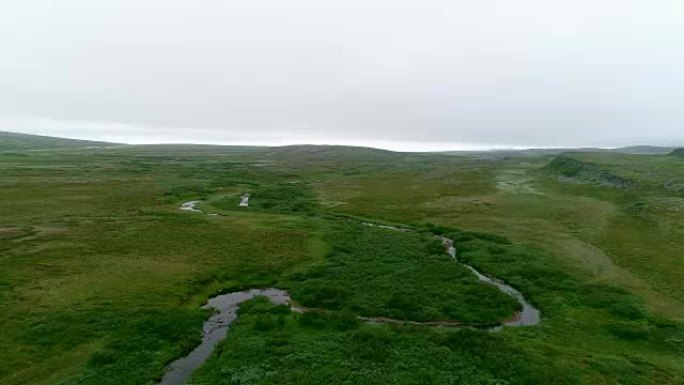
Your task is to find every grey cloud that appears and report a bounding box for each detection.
[1,0,683,149]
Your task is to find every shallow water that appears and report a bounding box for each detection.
[179,201,202,213]
[158,289,291,385]
[239,194,250,207]
[462,265,540,326]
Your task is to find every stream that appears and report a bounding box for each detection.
[439,235,539,327]
[366,223,540,327]
[164,201,541,384]
[159,289,291,385]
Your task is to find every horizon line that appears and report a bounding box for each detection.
[3,129,683,153]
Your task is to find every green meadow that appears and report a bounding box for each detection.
[1,135,682,384]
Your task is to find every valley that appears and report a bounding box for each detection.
[1,135,683,384]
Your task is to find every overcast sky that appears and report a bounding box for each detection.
[1,1,683,150]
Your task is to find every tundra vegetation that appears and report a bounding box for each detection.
[0,134,682,384]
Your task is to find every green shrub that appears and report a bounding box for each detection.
[289,223,519,323]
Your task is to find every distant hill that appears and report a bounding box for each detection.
[0,132,410,166]
[669,148,684,157]
[439,148,607,156]
[441,146,677,156]
[541,155,633,189]
[613,145,677,154]
[2,131,680,158]
[258,144,425,169]
[0,131,115,151]
[269,144,403,159]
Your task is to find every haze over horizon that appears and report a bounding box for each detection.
[2,1,683,151]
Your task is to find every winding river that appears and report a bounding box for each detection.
[364,223,539,327]
[163,201,541,384]
[159,289,291,385]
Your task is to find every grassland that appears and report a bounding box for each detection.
[1,136,682,384]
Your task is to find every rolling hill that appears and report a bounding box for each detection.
[0,131,116,151]
[669,148,684,157]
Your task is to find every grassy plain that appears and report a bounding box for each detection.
[1,140,683,384]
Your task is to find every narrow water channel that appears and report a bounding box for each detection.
[167,201,541,384]
[365,223,540,327]
[437,235,539,327]
[158,289,291,385]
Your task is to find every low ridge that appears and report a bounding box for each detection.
[0,131,115,151]
[541,155,633,189]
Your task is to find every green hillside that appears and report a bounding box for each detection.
[670,148,684,157]
[540,155,633,188]
[0,131,115,151]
